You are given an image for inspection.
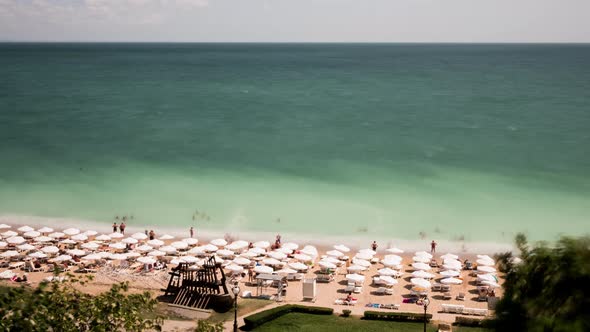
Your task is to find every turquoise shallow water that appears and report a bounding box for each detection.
[1,43,589,247]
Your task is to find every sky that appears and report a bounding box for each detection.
[1,0,589,42]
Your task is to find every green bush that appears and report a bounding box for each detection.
[363,311,432,322]
[342,309,352,317]
[243,304,333,330]
[454,316,494,328]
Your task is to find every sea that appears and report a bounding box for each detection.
[1,43,589,252]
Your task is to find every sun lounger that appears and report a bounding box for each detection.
[344,285,355,293]
[9,262,25,270]
[456,292,465,301]
[374,287,393,295]
[25,261,43,272]
[353,286,362,294]
[432,283,442,291]
[380,303,400,310]
[334,299,357,306]
[441,284,451,292]
[443,292,452,300]
[316,274,334,283]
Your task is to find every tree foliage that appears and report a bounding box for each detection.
[194,319,224,332]
[0,274,162,332]
[494,234,590,332]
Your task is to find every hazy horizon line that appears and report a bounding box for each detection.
[2,41,590,45]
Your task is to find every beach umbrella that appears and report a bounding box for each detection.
[440,270,461,277]
[334,244,350,253]
[0,241,6,248]
[82,253,102,260]
[217,249,235,258]
[60,239,76,245]
[109,242,126,250]
[268,251,287,260]
[263,257,282,266]
[210,238,227,247]
[346,273,365,283]
[226,264,244,273]
[95,234,111,241]
[67,249,86,257]
[415,251,433,259]
[131,233,148,240]
[411,270,435,279]
[1,250,19,258]
[159,234,174,240]
[179,256,198,264]
[293,253,312,262]
[347,264,366,272]
[478,265,497,273]
[384,254,403,262]
[227,240,249,251]
[97,252,112,258]
[477,258,495,266]
[23,231,41,238]
[71,234,88,242]
[282,242,299,251]
[169,258,182,265]
[254,265,273,274]
[122,237,138,244]
[7,236,26,244]
[288,262,308,271]
[253,241,270,249]
[482,280,500,288]
[160,246,177,254]
[53,254,72,262]
[17,243,36,251]
[182,238,199,246]
[276,267,297,274]
[248,247,266,255]
[442,264,461,271]
[413,256,430,263]
[49,232,65,239]
[136,244,153,252]
[326,250,343,258]
[202,244,218,252]
[28,251,47,259]
[477,254,493,260]
[301,245,318,257]
[323,256,340,264]
[37,227,53,233]
[477,274,497,283]
[83,230,98,236]
[81,242,100,250]
[319,261,337,269]
[137,256,156,264]
[381,260,402,269]
[35,236,53,243]
[41,246,59,254]
[63,228,80,236]
[411,278,431,288]
[0,224,11,229]
[441,253,459,260]
[412,262,431,271]
[378,268,398,276]
[241,251,258,259]
[147,239,164,247]
[109,232,124,239]
[148,250,165,257]
[188,246,206,255]
[2,231,17,237]
[355,252,373,261]
[441,277,463,285]
[276,247,293,254]
[352,258,371,268]
[380,275,398,285]
[18,226,34,233]
[109,253,128,260]
[233,257,251,266]
[359,248,376,256]
[385,247,404,254]
[126,252,141,258]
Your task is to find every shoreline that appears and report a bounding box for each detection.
[0,213,515,254]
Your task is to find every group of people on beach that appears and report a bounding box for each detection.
[112,221,126,234]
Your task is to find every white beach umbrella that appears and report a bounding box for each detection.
[440,270,461,277]
[477,258,495,266]
[81,242,100,250]
[442,264,461,271]
[384,254,403,262]
[2,231,18,237]
[352,258,371,268]
[202,244,219,252]
[233,257,251,266]
[477,254,493,260]
[254,265,274,274]
[253,241,270,249]
[49,232,65,239]
[385,247,404,254]
[182,238,199,245]
[0,241,7,248]
[53,254,72,262]
[443,258,462,265]
[109,232,124,239]
[180,255,199,264]
[37,227,53,233]
[60,239,76,245]
[359,248,377,256]
[109,253,128,260]
[268,251,287,260]
[147,239,164,247]
[17,243,36,251]
[82,253,102,260]
[381,260,402,269]
[7,236,26,244]
[411,278,431,288]
[41,246,59,254]
[83,230,98,237]
[441,253,459,260]
[294,253,312,262]
[241,251,258,259]
[288,262,308,271]
[28,251,47,259]
[126,252,141,258]
[378,268,398,276]
[334,244,350,253]
[413,255,430,263]
[441,277,463,285]
[95,234,111,241]
[478,265,497,273]
[326,250,343,258]
[159,234,174,240]
[210,238,227,247]
[319,261,337,269]
[380,275,398,285]
[23,231,41,238]
[169,258,182,265]
[18,226,35,233]
[412,262,431,271]
[122,237,138,244]
[188,246,206,255]
[97,251,112,258]
[415,251,433,259]
[477,274,498,283]
[230,240,249,250]
[248,247,266,255]
[355,252,373,261]
[109,242,126,250]
[347,264,366,272]
[226,264,244,273]
[63,228,80,236]
[276,247,293,254]
[346,273,365,283]
[136,244,153,252]
[160,246,177,254]
[217,249,235,258]
[276,267,297,274]
[71,234,88,242]
[67,249,86,257]
[262,257,282,266]
[411,270,435,279]
[131,233,148,240]
[301,245,318,257]
[35,236,53,243]
[323,256,340,264]
[137,256,157,264]
[282,242,299,251]
[0,224,11,229]
[482,280,500,288]
[148,250,165,257]
[1,250,19,258]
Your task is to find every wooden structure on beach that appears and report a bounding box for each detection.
[163,256,232,311]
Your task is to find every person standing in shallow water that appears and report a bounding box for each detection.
[120,222,126,235]
[112,222,118,233]
[190,227,194,238]
[431,240,437,254]
[371,241,378,252]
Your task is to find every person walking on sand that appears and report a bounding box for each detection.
[149,230,155,241]
[190,227,194,238]
[119,222,126,235]
[371,241,378,252]
[431,240,437,254]
[112,222,118,233]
